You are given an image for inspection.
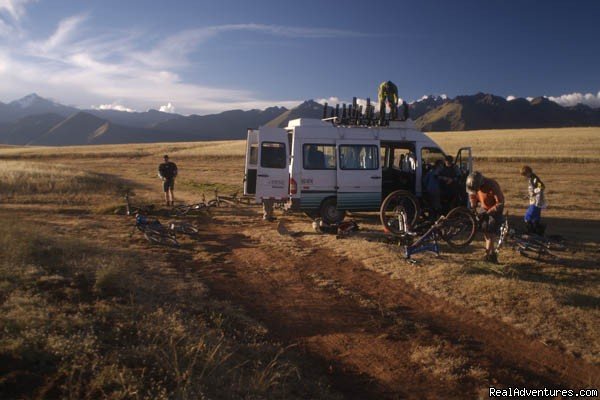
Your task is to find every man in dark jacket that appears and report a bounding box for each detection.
[158,155,178,206]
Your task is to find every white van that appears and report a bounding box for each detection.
[243,118,472,224]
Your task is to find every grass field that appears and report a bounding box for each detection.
[0,127,599,398]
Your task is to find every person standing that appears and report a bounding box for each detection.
[158,155,178,206]
[378,80,399,121]
[438,155,461,210]
[466,171,505,263]
[520,165,547,235]
[424,160,444,218]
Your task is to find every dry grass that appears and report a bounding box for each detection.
[427,127,600,161]
[1,127,598,394]
[0,161,125,195]
[0,219,341,399]
[0,161,129,205]
[0,141,246,161]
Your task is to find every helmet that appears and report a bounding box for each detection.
[520,165,532,176]
[466,171,484,192]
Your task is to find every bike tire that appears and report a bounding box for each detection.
[173,222,199,236]
[217,198,238,207]
[144,230,180,247]
[380,190,420,235]
[440,206,477,248]
[516,240,555,261]
[171,205,190,216]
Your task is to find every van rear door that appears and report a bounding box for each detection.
[256,127,289,201]
[336,140,382,210]
[243,129,259,196]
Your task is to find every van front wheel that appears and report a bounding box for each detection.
[320,197,346,224]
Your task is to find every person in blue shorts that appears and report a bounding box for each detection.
[520,165,547,235]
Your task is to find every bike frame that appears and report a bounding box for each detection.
[404,216,447,259]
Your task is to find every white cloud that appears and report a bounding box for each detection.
[29,14,87,54]
[547,91,600,108]
[159,102,176,113]
[131,24,366,69]
[1,16,357,114]
[526,97,533,102]
[92,102,135,112]
[0,0,35,21]
[316,97,340,105]
[506,95,516,101]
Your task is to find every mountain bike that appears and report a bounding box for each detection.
[133,215,179,247]
[394,208,477,261]
[393,206,477,249]
[170,190,248,216]
[171,200,212,216]
[211,190,250,207]
[167,221,199,236]
[496,216,566,260]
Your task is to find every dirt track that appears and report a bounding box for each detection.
[187,215,599,399]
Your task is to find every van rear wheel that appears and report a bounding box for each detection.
[320,197,345,224]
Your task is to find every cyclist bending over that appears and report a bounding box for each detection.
[466,171,505,263]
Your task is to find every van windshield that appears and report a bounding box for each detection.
[261,142,287,169]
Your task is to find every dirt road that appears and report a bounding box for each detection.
[183,212,599,399]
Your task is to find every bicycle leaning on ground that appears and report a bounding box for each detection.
[394,207,477,261]
[170,190,249,216]
[496,215,566,260]
[132,214,180,247]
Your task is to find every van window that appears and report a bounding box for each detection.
[421,147,445,172]
[303,144,336,170]
[339,145,379,170]
[392,148,417,173]
[249,144,258,165]
[261,142,286,169]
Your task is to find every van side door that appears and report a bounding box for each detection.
[454,147,473,175]
[336,140,382,210]
[256,127,289,201]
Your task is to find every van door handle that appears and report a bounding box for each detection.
[257,174,269,177]
[371,176,382,179]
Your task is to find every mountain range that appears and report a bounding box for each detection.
[0,93,599,146]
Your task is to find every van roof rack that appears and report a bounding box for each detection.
[322,97,410,127]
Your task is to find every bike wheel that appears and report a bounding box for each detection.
[144,229,179,247]
[440,207,476,248]
[517,241,554,261]
[545,237,566,252]
[175,222,199,236]
[206,199,219,208]
[380,190,420,235]
[217,197,237,207]
[171,205,190,216]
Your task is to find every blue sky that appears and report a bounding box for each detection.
[0,0,599,114]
